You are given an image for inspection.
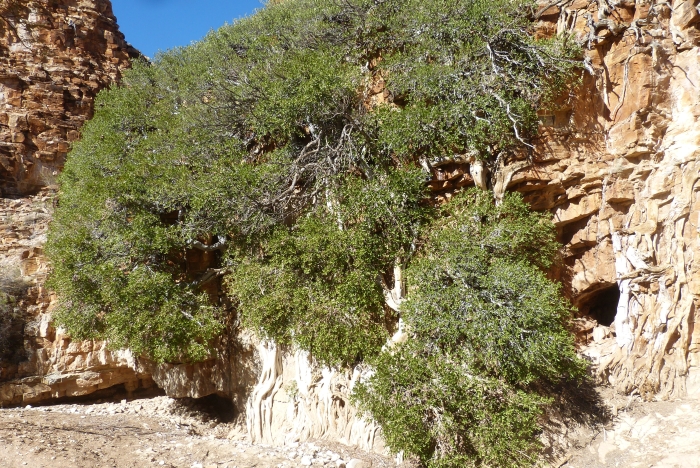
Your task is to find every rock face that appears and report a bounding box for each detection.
[0,0,138,195]
[2,0,700,457]
[419,1,700,403]
[244,343,382,451]
[0,190,155,405]
[521,0,700,400]
[0,0,150,404]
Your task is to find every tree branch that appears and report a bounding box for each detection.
[192,268,228,288]
[188,236,227,252]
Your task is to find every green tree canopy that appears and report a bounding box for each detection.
[354,190,586,467]
[47,0,584,465]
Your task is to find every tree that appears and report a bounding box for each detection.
[47,0,584,464]
[48,0,579,363]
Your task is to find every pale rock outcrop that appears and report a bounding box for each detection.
[244,344,383,452]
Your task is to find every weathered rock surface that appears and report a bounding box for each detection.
[0,191,154,405]
[524,0,700,400]
[0,0,138,195]
[244,343,382,452]
[0,0,150,406]
[566,386,700,467]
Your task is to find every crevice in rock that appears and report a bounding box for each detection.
[558,214,596,246]
[5,382,165,409]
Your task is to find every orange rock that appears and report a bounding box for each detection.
[0,0,138,196]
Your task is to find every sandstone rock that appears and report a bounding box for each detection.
[0,1,144,408]
[525,0,700,400]
[672,0,700,30]
[0,0,138,196]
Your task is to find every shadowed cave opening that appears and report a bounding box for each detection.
[177,393,237,423]
[581,284,620,327]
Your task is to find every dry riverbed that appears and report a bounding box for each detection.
[564,391,700,468]
[4,388,700,468]
[0,396,391,468]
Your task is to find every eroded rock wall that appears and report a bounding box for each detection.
[521,0,700,399]
[0,0,138,195]
[0,0,149,406]
[243,343,382,451]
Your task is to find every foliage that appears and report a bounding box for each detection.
[48,0,578,363]
[354,189,586,467]
[356,343,547,468]
[226,168,428,366]
[347,0,580,162]
[47,0,583,464]
[46,57,225,362]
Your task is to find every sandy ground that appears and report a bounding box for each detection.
[4,388,700,468]
[564,392,700,468]
[0,396,391,468]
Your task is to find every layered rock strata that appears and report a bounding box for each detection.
[0,0,138,195]
[0,0,149,405]
[0,191,155,405]
[523,0,700,400]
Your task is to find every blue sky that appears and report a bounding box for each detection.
[111,0,263,58]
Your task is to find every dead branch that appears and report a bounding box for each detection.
[491,93,535,149]
[188,236,227,252]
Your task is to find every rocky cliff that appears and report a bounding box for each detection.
[527,0,700,400]
[1,0,700,458]
[0,0,150,404]
[418,0,700,402]
[0,0,138,195]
